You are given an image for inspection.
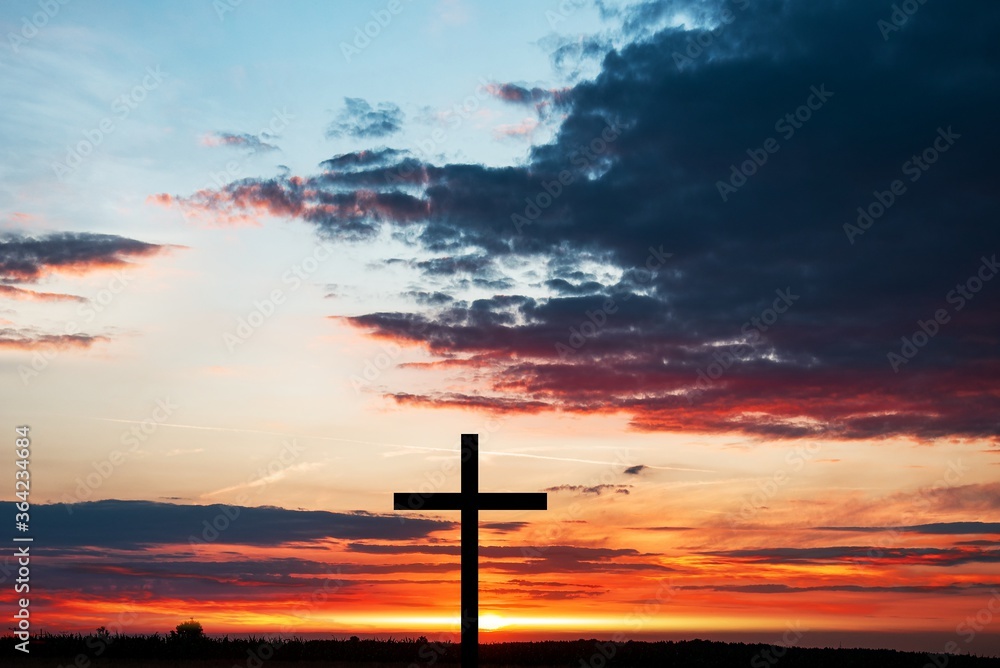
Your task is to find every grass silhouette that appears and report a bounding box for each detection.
[3,632,999,667]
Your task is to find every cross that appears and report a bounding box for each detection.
[394,433,547,667]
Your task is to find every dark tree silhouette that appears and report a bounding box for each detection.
[171,619,204,642]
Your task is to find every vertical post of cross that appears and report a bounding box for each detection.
[461,433,478,667]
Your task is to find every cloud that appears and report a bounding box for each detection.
[321,148,409,171]
[485,83,568,107]
[201,462,327,498]
[346,542,459,555]
[672,582,1000,595]
[485,83,570,122]
[161,0,1000,443]
[543,484,632,496]
[19,502,669,608]
[402,290,455,306]
[702,545,1000,567]
[493,118,540,140]
[326,98,404,139]
[920,483,1000,512]
[481,521,529,532]
[0,232,172,283]
[815,522,1000,535]
[201,132,279,153]
[0,284,85,302]
[40,500,453,548]
[0,328,107,351]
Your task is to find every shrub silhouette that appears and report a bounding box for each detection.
[171,619,204,642]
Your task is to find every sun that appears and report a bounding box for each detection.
[479,614,507,631]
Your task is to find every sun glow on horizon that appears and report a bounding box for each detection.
[479,614,508,631]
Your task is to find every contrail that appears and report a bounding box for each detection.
[88,417,714,472]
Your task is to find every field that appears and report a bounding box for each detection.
[3,635,1000,667]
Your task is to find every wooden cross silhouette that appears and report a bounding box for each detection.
[394,433,547,667]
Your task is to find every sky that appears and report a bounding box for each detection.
[2,0,1000,656]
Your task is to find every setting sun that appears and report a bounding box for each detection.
[479,614,507,632]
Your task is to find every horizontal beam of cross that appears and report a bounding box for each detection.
[393,492,547,511]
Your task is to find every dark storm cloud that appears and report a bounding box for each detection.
[544,278,606,295]
[540,32,612,81]
[38,500,452,548]
[0,232,169,283]
[161,0,1000,442]
[326,98,404,139]
[402,290,455,306]
[414,254,495,276]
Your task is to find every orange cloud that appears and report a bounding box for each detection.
[493,118,540,140]
[0,328,108,351]
[0,284,86,302]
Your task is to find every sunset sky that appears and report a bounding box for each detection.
[2,0,1000,656]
